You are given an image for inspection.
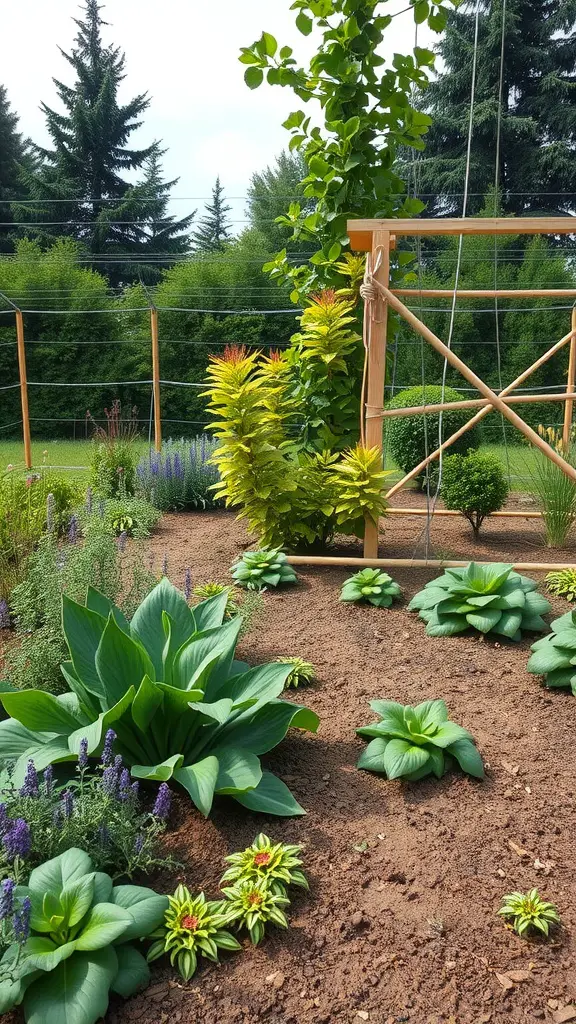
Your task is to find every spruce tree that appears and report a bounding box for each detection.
[0,86,28,253]
[415,0,576,216]
[247,152,310,252]
[14,1,189,280]
[191,177,232,253]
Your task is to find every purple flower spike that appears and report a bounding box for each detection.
[153,783,171,821]
[0,600,9,630]
[101,729,116,767]
[97,824,110,847]
[0,805,7,836]
[134,835,144,854]
[43,766,54,797]
[118,768,131,800]
[78,738,89,771]
[0,879,15,921]
[117,530,128,553]
[19,760,39,799]
[68,514,79,545]
[62,790,74,819]
[3,819,31,859]
[13,895,31,945]
[101,765,118,798]
[184,568,192,602]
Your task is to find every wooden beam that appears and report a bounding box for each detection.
[286,554,574,571]
[392,287,576,300]
[387,507,542,519]
[363,230,390,559]
[348,216,576,250]
[15,310,32,471]
[382,286,576,482]
[379,392,576,420]
[563,307,576,449]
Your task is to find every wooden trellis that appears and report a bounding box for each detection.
[286,217,576,572]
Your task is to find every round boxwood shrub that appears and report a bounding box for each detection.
[441,450,509,535]
[387,385,481,479]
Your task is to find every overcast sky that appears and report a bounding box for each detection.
[2,0,433,226]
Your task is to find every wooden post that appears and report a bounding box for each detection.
[15,310,32,470]
[363,230,390,559]
[150,307,162,453]
[563,307,576,450]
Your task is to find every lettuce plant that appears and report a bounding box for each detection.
[527,608,576,694]
[231,549,298,590]
[147,885,240,981]
[220,833,308,895]
[498,888,560,938]
[408,562,550,640]
[545,568,576,602]
[0,848,167,1023]
[340,568,401,608]
[0,579,319,817]
[356,699,484,781]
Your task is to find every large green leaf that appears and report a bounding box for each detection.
[426,613,469,637]
[110,944,150,998]
[29,851,94,897]
[131,579,195,677]
[131,675,163,733]
[10,736,78,787]
[0,690,82,735]
[67,687,135,757]
[491,610,523,639]
[465,608,502,633]
[0,718,55,759]
[189,697,234,724]
[75,903,131,951]
[527,646,569,675]
[24,947,118,1024]
[213,747,262,794]
[432,721,473,748]
[234,771,305,816]
[171,619,241,692]
[222,700,318,754]
[226,662,293,705]
[356,736,388,772]
[382,738,430,779]
[368,700,409,739]
[192,590,229,631]
[85,587,130,635]
[173,756,219,816]
[111,886,168,942]
[62,596,107,699]
[95,616,155,705]
[20,937,77,974]
[414,699,448,732]
[448,738,484,778]
[131,753,184,781]
[61,875,96,929]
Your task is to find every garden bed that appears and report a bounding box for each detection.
[88,501,576,1024]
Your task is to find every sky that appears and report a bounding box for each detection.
[2,0,433,227]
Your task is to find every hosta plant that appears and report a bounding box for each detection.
[408,562,551,640]
[147,885,240,981]
[545,569,576,602]
[498,888,561,938]
[231,549,298,590]
[220,877,290,946]
[340,569,401,608]
[274,657,316,688]
[356,699,484,781]
[0,848,167,1023]
[527,608,576,694]
[220,833,308,895]
[0,578,319,817]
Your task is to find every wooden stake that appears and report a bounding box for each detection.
[387,507,542,519]
[15,310,32,470]
[563,307,576,449]
[150,307,162,453]
[286,554,574,572]
[386,328,575,498]
[363,230,390,559]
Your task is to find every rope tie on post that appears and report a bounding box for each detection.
[359,247,385,446]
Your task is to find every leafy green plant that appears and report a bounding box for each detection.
[327,444,389,538]
[408,562,551,640]
[497,888,560,938]
[0,578,319,817]
[528,447,576,547]
[147,885,240,981]
[0,848,167,1022]
[220,833,308,895]
[386,386,481,480]
[527,608,576,694]
[356,699,484,781]
[545,568,576,602]
[220,877,290,946]
[192,582,240,619]
[440,451,509,536]
[231,549,298,590]
[340,568,401,608]
[274,657,316,688]
[89,400,139,498]
[77,496,160,539]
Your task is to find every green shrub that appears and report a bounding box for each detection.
[0,848,167,1022]
[76,495,160,539]
[0,579,319,817]
[356,699,484,781]
[386,385,481,479]
[527,608,576,693]
[340,568,401,608]
[408,562,551,640]
[497,889,560,938]
[440,450,509,535]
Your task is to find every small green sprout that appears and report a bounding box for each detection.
[545,568,576,602]
[193,581,240,618]
[220,877,290,945]
[231,548,298,590]
[147,885,240,981]
[274,656,316,688]
[340,568,401,608]
[498,888,561,938]
[220,832,308,895]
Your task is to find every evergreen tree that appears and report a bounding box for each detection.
[0,86,29,253]
[14,1,189,280]
[247,151,311,252]
[415,0,576,216]
[191,177,232,253]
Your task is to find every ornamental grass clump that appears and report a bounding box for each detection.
[545,568,576,602]
[356,699,484,781]
[527,608,576,694]
[147,885,240,981]
[408,562,551,640]
[220,833,308,896]
[274,657,316,688]
[498,889,560,938]
[340,568,401,608]
[231,549,298,590]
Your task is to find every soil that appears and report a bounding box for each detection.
[8,498,576,1024]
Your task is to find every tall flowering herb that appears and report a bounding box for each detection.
[13,894,31,944]
[61,790,74,819]
[78,738,89,771]
[101,729,116,767]
[135,436,222,512]
[0,878,15,920]
[68,514,79,545]
[19,760,39,799]
[43,766,54,797]
[3,819,31,860]
[153,783,171,821]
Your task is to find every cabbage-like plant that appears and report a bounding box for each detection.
[408,562,551,640]
[231,549,298,590]
[527,608,576,694]
[356,699,484,781]
[340,568,401,608]
[0,579,319,817]
[0,848,167,1023]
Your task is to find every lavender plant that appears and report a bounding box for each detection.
[136,436,223,511]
